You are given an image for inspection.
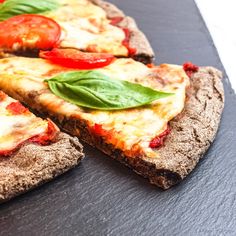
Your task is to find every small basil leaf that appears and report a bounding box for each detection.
[0,0,59,21]
[45,71,173,110]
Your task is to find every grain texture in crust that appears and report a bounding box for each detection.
[90,0,154,64]
[0,133,84,203]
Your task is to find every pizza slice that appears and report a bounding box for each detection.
[0,91,84,202]
[0,0,154,63]
[0,55,224,189]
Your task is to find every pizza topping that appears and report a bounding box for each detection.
[45,70,173,110]
[93,123,107,136]
[109,17,124,26]
[29,120,59,145]
[183,62,199,77]
[0,14,61,51]
[122,28,137,56]
[0,149,14,157]
[147,64,155,68]
[6,101,28,115]
[0,92,59,157]
[0,0,59,21]
[40,48,115,69]
[0,91,6,101]
[109,17,137,56]
[149,126,171,149]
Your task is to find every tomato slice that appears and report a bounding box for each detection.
[0,14,61,51]
[40,48,115,69]
[0,0,5,3]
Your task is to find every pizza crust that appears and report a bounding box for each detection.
[0,133,84,202]
[90,0,154,64]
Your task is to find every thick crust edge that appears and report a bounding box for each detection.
[0,133,84,203]
[90,0,155,64]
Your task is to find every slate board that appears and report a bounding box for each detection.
[0,0,236,235]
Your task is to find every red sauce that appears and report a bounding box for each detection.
[0,121,59,157]
[0,149,14,157]
[109,17,123,26]
[109,17,137,56]
[6,101,29,115]
[122,28,137,56]
[0,91,6,101]
[93,123,107,136]
[183,62,199,77]
[147,63,155,68]
[29,120,59,145]
[149,126,171,149]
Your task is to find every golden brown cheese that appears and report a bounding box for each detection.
[0,57,189,158]
[0,93,49,153]
[44,0,128,56]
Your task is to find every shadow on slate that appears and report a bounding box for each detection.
[0,0,236,235]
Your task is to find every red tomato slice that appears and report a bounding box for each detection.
[39,48,115,69]
[0,0,5,3]
[0,14,61,50]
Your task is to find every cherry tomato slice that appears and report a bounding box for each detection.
[0,14,61,51]
[40,48,115,69]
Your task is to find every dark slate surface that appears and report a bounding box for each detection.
[0,0,236,235]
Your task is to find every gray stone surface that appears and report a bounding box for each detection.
[0,0,235,235]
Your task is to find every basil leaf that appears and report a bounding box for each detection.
[45,71,173,110]
[0,0,59,21]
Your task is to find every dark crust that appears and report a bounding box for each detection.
[0,133,84,203]
[90,0,155,64]
[10,67,224,189]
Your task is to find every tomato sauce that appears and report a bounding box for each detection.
[6,101,29,115]
[183,62,199,77]
[109,17,137,56]
[149,126,171,149]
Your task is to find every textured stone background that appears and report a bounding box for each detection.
[0,1,235,235]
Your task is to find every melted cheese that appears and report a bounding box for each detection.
[0,94,49,153]
[44,0,128,56]
[0,57,189,158]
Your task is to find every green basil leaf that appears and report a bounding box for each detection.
[0,0,59,21]
[45,71,174,110]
